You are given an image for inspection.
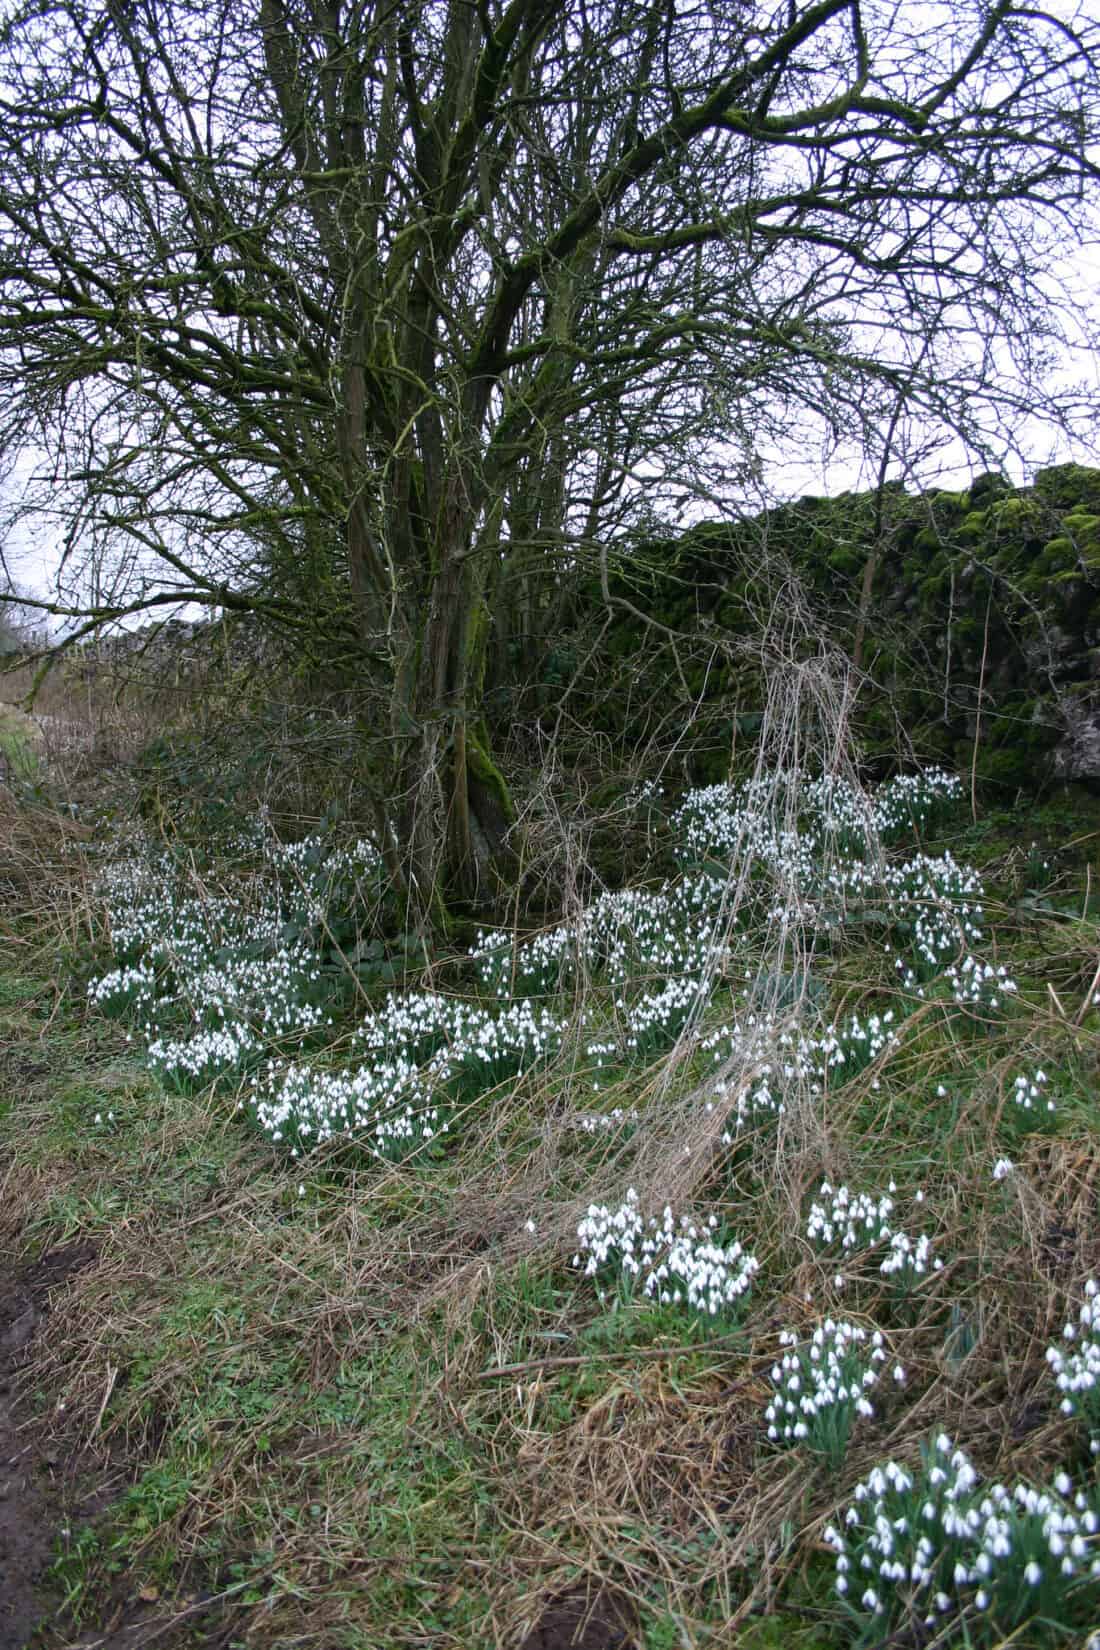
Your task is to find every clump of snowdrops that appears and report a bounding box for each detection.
[1047,1279,1100,1455]
[87,765,1010,1169]
[825,1433,1100,1645]
[572,1189,759,1318]
[764,1318,899,1468]
[88,825,374,1088]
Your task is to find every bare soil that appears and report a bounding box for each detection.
[518,1587,637,1650]
[0,1241,96,1650]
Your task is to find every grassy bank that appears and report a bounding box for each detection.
[3,776,1100,1649]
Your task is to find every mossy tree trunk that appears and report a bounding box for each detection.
[365,474,518,919]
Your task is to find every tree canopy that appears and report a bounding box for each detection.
[0,0,1098,907]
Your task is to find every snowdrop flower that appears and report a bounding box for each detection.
[829,1434,1100,1639]
[1046,1279,1100,1450]
[574,1190,757,1318]
[764,1320,889,1467]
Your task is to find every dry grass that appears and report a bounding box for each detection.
[3,687,1100,1648]
[8,994,1091,1649]
[1,654,160,787]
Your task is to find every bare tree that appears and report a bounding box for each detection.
[0,556,38,655]
[0,0,1097,913]
[0,598,22,656]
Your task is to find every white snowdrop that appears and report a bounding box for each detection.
[1046,1279,1100,1451]
[573,1189,757,1317]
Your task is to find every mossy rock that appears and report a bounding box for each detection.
[827,546,864,578]
[927,488,969,513]
[912,526,950,556]
[556,466,1100,794]
[1035,464,1100,516]
[975,743,1053,791]
[970,471,1011,506]
[917,571,952,611]
[1064,516,1100,568]
[957,509,989,544]
[987,494,1052,536]
[1039,535,1075,566]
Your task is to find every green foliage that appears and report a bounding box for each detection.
[0,705,40,782]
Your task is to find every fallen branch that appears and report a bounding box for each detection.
[473,1334,753,1382]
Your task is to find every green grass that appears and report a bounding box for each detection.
[0,704,40,782]
[0,967,517,1642]
[4,786,1100,1647]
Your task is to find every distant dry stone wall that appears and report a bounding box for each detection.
[553,465,1100,794]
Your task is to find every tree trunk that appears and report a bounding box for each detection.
[389,504,518,922]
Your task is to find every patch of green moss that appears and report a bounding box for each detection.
[958,509,989,543]
[1035,464,1100,515]
[912,526,947,556]
[988,494,1050,534]
[1036,536,1077,574]
[827,546,863,578]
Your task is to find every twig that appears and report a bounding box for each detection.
[473,1335,752,1382]
[90,1361,118,1438]
[970,584,992,824]
[1075,954,1100,1026]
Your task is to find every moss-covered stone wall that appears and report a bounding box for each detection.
[547,465,1100,794]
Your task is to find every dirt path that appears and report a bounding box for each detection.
[0,1241,242,1650]
[0,1242,95,1650]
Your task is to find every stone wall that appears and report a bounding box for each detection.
[550,465,1100,793]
